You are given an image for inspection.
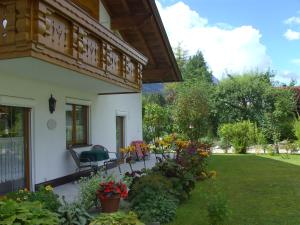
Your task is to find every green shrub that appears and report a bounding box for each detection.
[6,188,31,202]
[207,192,230,225]
[127,173,179,224]
[128,173,173,201]
[90,211,144,225]
[78,172,105,209]
[30,186,61,212]
[266,145,275,156]
[6,185,61,212]
[58,198,93,225]
[177,146,209,178]
[131,189,178,224]
[152,159,196,201]
[218,121,257,154]
[0,199,59,225]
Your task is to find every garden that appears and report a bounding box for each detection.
[2,48,300,225]
[0,134,214,225]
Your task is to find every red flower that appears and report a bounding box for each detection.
[96,180,128,199]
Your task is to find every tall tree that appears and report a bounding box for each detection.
[184,51,213,83]
[174,79,213,141]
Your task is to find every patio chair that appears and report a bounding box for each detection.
[90,145,122,174]
[68,148,98,173]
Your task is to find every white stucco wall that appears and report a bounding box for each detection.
[93,94,143,152]
[0,70,142,187]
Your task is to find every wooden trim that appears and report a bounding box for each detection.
[83,105,88,146]
[67,104,89,146]
[24,108,31,191]
[98,91,138,96]
[0,0,147,92]
[35,169,93,189]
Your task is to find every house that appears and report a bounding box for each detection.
[0,0,181,195]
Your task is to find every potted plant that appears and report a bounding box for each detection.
[96,178,128,213]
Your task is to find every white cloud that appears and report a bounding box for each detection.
[277,70,300,84]
[291,58,300,65]
[284,29,300,40]
[284,16,300,25]
[156,1,271,79]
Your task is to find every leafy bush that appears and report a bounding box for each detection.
[152,159,196,201]
[78,172,104,209]
[30,186,61,212]
[177,144,209,178]
[131,191,178,224]
[0,199,59,225]
[58,198,93,225]
[128,173,173,201]
[6,185,61,212]
[218,121,257,153]
[207,192,230,225]
[6,188,31,202]
[127,173,179,224]
[90,211,144,225]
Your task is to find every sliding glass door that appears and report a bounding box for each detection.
[0,106,30,195]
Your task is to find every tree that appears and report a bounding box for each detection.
[173,43,188,72]
[184,51,213,83]
[214,72,272,124]
[143,103,173,142]
[173,80,212,141]
[214,72,296,144]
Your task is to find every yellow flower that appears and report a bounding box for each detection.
[24,188,29,192]
[198,150,209,157]
[209,170,217,179]
[176,140,189,149]
[201,172,207,177]
[45,185,53,192]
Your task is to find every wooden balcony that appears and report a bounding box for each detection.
[0,0,148,91]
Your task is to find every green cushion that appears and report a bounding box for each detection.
[80,146,109,162]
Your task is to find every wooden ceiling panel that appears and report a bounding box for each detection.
[102,0,182,83]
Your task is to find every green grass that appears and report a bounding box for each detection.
[260,154,300,166]
[169,154,300,225]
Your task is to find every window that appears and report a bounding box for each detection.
[66,104,89,147]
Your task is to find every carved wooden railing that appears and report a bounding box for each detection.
[0,0,147,91]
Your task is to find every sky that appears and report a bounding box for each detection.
[156,0,300,83]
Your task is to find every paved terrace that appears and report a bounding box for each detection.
[54,154,158,202]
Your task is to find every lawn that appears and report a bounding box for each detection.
[169,154,300,225]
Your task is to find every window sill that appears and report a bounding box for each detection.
[67,144,93,149]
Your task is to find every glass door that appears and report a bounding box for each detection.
[0,106,30,195]
[116,116,125,159]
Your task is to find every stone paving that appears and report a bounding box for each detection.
[54,154,158,202]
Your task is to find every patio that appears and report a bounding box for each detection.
[54,154,158,202]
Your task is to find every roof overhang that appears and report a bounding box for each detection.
[102,0,182,83]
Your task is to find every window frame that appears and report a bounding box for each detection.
[66,103,89,147]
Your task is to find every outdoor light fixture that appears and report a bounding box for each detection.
[49,94,56,114]
[2,18,7,29]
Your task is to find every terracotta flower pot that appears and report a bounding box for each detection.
[98,193,121,213]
